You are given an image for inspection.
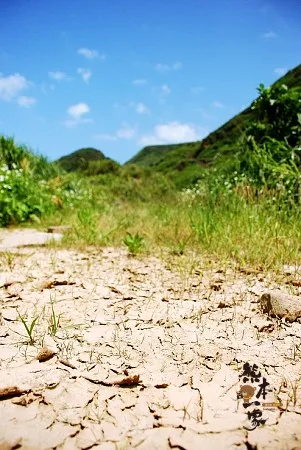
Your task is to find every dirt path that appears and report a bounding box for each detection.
[0,230,301,449]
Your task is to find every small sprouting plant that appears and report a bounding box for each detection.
[17,309,38,345]
[48,299,61,336]
[123,232,144,255]
[171,232,193,256]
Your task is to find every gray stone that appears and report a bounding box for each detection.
[260,290,301,322]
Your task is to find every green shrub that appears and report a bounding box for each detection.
[0,135,59,179]
[207,83,301,205]
[84,158,121,175]
[0,164,47,225]
[0,136,90,226]
[248,83,301,148]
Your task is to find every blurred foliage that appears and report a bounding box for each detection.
[0,136,89,226]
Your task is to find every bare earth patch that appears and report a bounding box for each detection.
[0,229,301,449]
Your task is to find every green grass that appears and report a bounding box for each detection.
[2,134,297,271]
[48,297,61,336]
[17,309,39,345]
[40,173,300,270]
[1,146,300,269]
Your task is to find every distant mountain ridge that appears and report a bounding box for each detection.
[126,64,301,178]
[56,64,301,182]
[56,147,108,172]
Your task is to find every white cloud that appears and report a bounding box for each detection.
[155,61,182,72]
[78,47,105,60]
[67,102,90,119]
[17,96,36,108]
[155,122,197,142]
[274,67,287,76]
[94,125,136,141]
[0,73,28,101]
[133,79,147,85]
[41,83,55,94]
[112,102,122,109]
[48,71,68,81]
[173,61,182,70]
[155,63,169,73]
[191,86,205,94]
[161,84,171,95]
[64,118,92,128]
[94,133,117,141]
[197,108,215,120]
[131,102,151,115]
[262,31,277,39]
[95,124,136,141]
[138,135,164,146]
[139,121,199,146]
[212,101,225,109]
[77,68,92,83]
[64,102,91,127]
[116,124,136,139]
[260,5,271,14]
[136,102,150,114]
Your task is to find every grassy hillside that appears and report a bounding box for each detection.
[126,64,301,183]
[56,147,107,172]
[125,142,201,168]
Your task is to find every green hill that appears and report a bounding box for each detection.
[56,147,107,172]
[126,64,301,182]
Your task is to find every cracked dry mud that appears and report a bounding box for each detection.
[0,233,301,449]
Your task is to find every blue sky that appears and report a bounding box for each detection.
[0,0,300,164]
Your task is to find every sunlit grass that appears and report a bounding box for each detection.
[40,177,301,270]
[1,134,300,270]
